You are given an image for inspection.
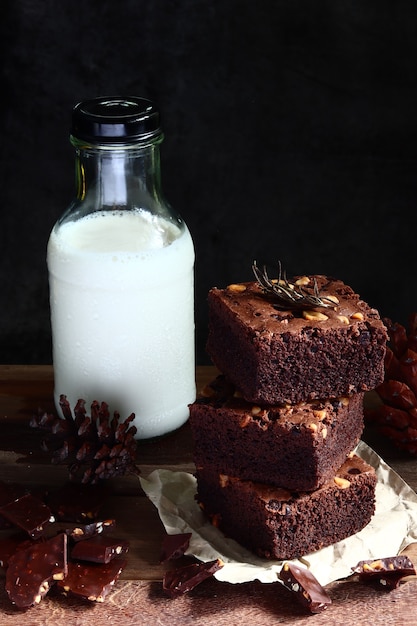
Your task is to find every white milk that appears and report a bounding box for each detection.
[47,210,195,439]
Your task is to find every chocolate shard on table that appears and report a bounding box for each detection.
[56,558,127,602]
[70,534,129,563]
[279,562,332,614]
[352,555,417,589]
[160,532,192,562]
[163,558,224,598]
[46,481,107,522]
[66,518,116,542]
[0,493,55,539]
[5,533,68,609]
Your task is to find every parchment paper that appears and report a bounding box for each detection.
[140,441,417,586]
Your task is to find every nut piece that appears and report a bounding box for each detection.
[279,279,295,290]
[363,560,384,572]
[251,406,262,416]
[239,414,251,428]
[313,409,327,421]
[307,423,318,432]
[295,276,310,286]
[227,283,246,293]
[351,311,364,321]
[334,476,351,489]
[337,315,350,325]
[325,294,340,304]
[200,385,215,398]
[302,310,329,322]
[219,474,229,488]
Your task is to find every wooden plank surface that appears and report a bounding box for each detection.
[0,364,417,625]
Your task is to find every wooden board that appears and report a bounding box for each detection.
[0,365,416,625]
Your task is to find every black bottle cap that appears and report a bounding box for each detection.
[71,96,162,145]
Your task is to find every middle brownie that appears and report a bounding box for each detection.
[189,375,364,492]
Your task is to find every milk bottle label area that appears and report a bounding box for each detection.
[47,209,195,439]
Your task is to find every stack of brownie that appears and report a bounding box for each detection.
[189,273,388,560]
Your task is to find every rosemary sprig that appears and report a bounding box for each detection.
[252,261,336,311]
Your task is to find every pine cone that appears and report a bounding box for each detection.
[365,313,417,454]
[30,395,139,484]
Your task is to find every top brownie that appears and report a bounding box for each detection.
[206,274,387,405]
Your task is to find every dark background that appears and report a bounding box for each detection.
[2,1,417,366]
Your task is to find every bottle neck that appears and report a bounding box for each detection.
[74,141,164,212]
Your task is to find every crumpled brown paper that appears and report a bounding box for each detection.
[140,441,417,586]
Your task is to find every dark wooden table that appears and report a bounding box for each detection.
[0,364,416,625]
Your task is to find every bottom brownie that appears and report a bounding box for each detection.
[195,454,377,561]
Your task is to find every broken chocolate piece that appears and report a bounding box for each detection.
[66,519,116,542]
[352,555,416,589]
[5,533,68,609]
[46,481,106,522]
[163,558,224,598]
[0,493,54,539]
[56,558,127,602]
[71,535,129,563]
[279,562,332,614]
[160,532,192,562]
[0,479,128,609]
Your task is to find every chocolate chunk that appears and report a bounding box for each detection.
[279,562,332,614]
[46,482,106,522]
[71,535,129,563]
[163,558,224,598]
[66,519,116,542]
[0,480,128,608]
[56,558,127,602]
[0,493,54,539]
[352,555,416,589]
[160,532,192,562]
[5,533,68,608]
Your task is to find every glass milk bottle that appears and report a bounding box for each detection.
[47,96,195,439]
